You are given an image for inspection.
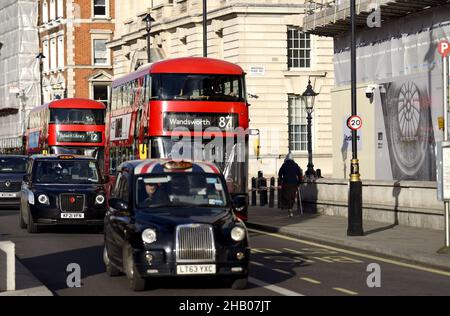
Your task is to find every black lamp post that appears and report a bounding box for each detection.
[347,0,364,236]
[203,0,207,57]
[302,80,318,179]
[143,10,155,64]
[36,52,45,104]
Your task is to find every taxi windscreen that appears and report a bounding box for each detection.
[0,157,27,173]
[136,174,228,209]
[34,160,100,184]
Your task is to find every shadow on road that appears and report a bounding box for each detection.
[21,245,104,292]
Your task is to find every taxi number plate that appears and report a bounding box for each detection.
[0,193,17,198]
[61,213,85,219]
[177,264,216,275]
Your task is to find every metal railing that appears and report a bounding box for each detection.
[250,175,303,214]
[305,0,337,16]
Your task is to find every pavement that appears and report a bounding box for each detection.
[0,219,53,296]
[247,205,450,271]
[0,257,53,296]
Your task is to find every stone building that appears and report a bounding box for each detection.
[108,0,335,178]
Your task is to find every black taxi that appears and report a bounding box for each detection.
[0,155,28,208]
[103,159,250,291]
[20,155,109,233]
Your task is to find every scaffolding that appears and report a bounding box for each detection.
[0,0,39,151]
[304,0,450,37]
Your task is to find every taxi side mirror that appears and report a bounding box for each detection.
[232,194,247,211]
[109,198,129,211]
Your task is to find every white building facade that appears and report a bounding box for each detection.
[109,0,335,178]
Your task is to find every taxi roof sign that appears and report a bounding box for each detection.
[58,155,75,159]
[163,161,193,170]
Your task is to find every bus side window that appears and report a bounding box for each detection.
[110,148,117,175]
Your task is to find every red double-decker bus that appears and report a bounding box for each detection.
[106,57,249,219]
[26,98,106,168]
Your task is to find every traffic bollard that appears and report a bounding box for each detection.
[251,177,257,206]
[269,177,275,208]
[277,178,281,209]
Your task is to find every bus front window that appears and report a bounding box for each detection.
[50,109,104,125]
[151,74,246,102]
[150,137,247,194]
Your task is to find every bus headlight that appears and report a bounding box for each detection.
[95,195,105,205]
[38,194,49,205]
[142,228,157,244]
[231,226,246,242]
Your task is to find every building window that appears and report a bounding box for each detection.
[57,0,64,18]
[92,83,110,107]
[288,28,311,69]
[93,0,107,17]
[42,1,49,24]
[50,38,57,71]
[57,36,64,69]
[288,94,308,152]
[50,0,56,21]
[43,41,50,72]
[93,39,108,65]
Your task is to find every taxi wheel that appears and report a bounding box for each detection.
[123,245,147,291]
[19,207,27,229]
[103,246,121,277]
[26,209,39,234]
[231,276,248,290]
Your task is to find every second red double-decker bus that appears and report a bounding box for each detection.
[26,98,106,168]
[106,57,249,219]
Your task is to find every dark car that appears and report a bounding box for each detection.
[20,155,109,233]
[103,159,250,291]
[0,155,28,208]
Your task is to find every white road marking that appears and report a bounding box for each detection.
[248,277,304,296]
[300,277,321,285]
[273,269,292,275]
[333,287,358,295]
[251,261,264,267]
[249,228,450,277]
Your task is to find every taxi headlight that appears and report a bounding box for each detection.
[231,226,246,242]
[142,228,157,244]
[38,194,49,205]
[95,195,105,205]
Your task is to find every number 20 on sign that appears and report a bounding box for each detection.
[347,116,363,131]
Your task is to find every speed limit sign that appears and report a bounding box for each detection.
[347,116,363,131]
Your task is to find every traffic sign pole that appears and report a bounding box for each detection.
[438,42,450,253]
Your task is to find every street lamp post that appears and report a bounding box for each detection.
[36,52,45,104]
[347,0,364,236]
[143,9,155,64]
[302,80,318,179]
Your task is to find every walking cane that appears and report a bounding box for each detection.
[297,185,303,215]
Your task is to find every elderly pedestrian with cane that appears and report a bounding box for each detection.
[278,153,303,217]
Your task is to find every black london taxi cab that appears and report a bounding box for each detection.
[0,155,28,208]
[20,155,109,233]
[103,159,250,291]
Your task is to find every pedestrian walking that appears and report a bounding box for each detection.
[278,153,303,217]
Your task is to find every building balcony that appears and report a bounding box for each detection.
[303,0,450,37]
